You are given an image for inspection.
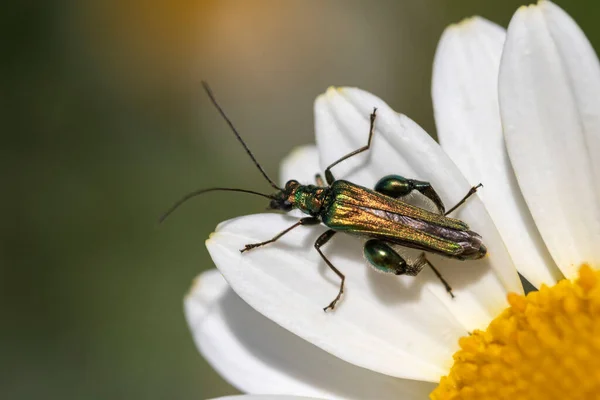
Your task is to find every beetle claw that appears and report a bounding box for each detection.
[240,243,258,253]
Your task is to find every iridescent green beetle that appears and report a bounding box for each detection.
[163,83,486,311]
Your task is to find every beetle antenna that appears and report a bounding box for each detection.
[159,187,274,223]
[202,81,281,190]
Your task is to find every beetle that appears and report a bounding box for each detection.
[162,82,486,311]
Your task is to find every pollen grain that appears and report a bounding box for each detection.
[431,264,600,400]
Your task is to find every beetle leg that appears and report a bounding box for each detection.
[444,183,483,216]
[363,239,409,274]
[363,240,454,298]
[313,230,344,312]
[324,108,377,184]
[413,253,455,298]
[374,175,446,214]
[241,217,320,253]
[314,173,325,187]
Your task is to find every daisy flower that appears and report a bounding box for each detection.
[184,1,600,399]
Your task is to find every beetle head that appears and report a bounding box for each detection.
[268,180,300,211]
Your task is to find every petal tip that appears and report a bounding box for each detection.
[537,0,564,15]
[324,86,357,98]
[186,274,203,299]
[314,87,340,105]
[281,145,318,175]
[515,3,536,15]
[451,16,478,29]
[206,230,224,248]
[446,15,501,35]
[326,86,340,97]
[314,93,326,110]
[214,218,234,233]
[183,269,228,324]
[287,145,313,160]
[185,269,225,302]
[206,231,216,242]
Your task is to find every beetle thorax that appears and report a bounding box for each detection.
[294,185,328,216]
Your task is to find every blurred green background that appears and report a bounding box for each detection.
[3,1,598,399]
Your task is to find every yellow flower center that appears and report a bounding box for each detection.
[431,264,600,400]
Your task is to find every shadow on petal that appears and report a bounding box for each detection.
[218,287,436,399]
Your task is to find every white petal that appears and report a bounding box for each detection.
[499,1,600,277]
[207,214,459,381]
[209,210,514,383]
[186,269,434,399]
[432,16,562,286]
[279,145,321,186]
[314,88,522,318]
[539,1,600,186]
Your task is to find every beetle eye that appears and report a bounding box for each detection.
[268,198,293,211]
[282,201,293,211]
[285,180,299,190]
[268,199,279,209]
